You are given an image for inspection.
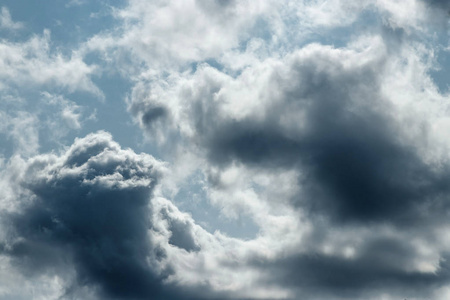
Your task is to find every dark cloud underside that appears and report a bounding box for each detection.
[255,250,450,299]
[0,132,188,300]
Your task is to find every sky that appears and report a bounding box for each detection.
[1,0,450,299]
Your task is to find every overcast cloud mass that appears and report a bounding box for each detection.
[2,0,450,299]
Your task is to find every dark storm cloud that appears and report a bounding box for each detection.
[253,244,450,299]
[0,132,203,300]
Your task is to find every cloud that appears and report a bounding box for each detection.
[41,92,84,130]
[0,131,299,299]
[124,24,450,298]
[0,92,96,160]
[3,1,450,299]
[83,0,267,74]
[424,0,450,9]
[0,7,23,31]
[0,131,199,299]
[0,110,39,156]
[82,0,448,80]
[253,246,450,300]
[0,29,102,97]
[129,31,450,226]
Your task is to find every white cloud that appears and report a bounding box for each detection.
[0,110,39,156]
[0,7,23,31]
[0,30,102,97]
[41,92,83,130]
[82,0,283,76]
[81,0,447,80]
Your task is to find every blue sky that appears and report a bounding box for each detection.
[1,1,450,299]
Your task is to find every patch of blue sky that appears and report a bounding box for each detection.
[0,1,158,159]
[34,74,155,159]
[430,49,450,93]
[427,28,450,93]
[1,0,126,48]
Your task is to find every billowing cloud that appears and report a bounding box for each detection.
[3,1,450,300]
[0,132,189,299]
[0,131,304,299]
[124,12,450,298]
[130,23,450,226]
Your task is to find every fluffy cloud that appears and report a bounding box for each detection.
[83,0,448,79]
[125,11,450,299]
[0,131,312,299]
[0,132,188,299]
[83,0,275,77]
[128,25,450,225]
[0,29,102,96]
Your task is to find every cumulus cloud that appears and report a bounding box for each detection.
[124,13,450,298]
[0,131,308,299]
[128,28,450,225]
[0,132,196,299]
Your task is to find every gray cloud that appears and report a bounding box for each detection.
[425,0,450,9]
[207,71,450,225]
[125,32,450,298]
[420,0,450,27]
[0,131,204,299]
[137,38,450,226]
[162,210,200,253]
[253,246,450,300]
